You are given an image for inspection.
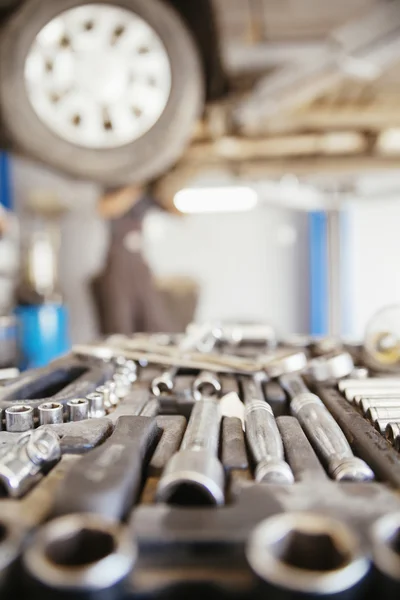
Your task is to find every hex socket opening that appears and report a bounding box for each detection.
[45,527,115,567]
[271,529,349,572]
[7,405,31,413]
[247,513,368,594]
[196,382,219,397]
[40,402,62,410]
[160,481,218,507]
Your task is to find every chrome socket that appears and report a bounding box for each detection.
[86,392,106,418]
[0,427,61,497]
[359,397,400,415]
[385,422,400,451]
[38,402,64,426]
[67,398,89,422]
[5,405,34,432]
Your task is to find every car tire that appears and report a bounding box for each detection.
[0,0,204,184]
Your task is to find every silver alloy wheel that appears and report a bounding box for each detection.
[24,4,172,149]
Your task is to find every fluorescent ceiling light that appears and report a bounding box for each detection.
[174,186,258,213]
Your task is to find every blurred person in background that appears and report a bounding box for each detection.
[92,183,174,335]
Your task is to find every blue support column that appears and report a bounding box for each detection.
[0,152,12,210]
[309,211,328,336]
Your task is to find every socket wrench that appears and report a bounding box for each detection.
[156,396,225,506]
[241,376,294,484]
[281,374,374,481]
[0,427,61,497]
[23,513,136,591]
[246,512,369,598]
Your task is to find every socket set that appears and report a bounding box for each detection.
[0,324,399,600]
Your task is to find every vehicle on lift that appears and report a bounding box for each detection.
[0,0,398,185]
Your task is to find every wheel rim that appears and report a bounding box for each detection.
[24,4,172,149]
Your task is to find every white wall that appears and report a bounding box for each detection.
[143,205,309,335]
[347,198,400,338]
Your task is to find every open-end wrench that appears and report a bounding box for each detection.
[281,374,374,481]
[241,376,294,484]
[156,395,225,506]
[52,416,160,520]
[151,325,216,398]
[192,370,222,400]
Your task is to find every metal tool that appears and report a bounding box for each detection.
[353,391,400,406]
[156,396,225,506]
[359,397,400,415]
[246,513,369,597]
[43,418,113,454]
[148,416,187,476]
[140,398,159,417]
[5,405,34,432]
[96,382,118,409]
[0,455,80,583]
[112,372,131,399]
[281,374,374,481]
[67,398,89,421]
[23,514,136,591]
[221,416,248,471]
[308,351,354,382]
[347,388,400,404]
[0,427,61,497]
[151,366,178,397]
[151,325,216,398]
[192,370,221,400]
[338,377,400,392]
[277,416,327,482]
[263,349,307,378]
[241,376,294,484]
[371,512,400,597]
[375,418,400,435]
[86,391,106,418]
[367,407,400,423]
[385,422,400,451]
[38,402,63,425]
[53,416,159,519]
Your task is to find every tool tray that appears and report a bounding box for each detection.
[0,338,399,599]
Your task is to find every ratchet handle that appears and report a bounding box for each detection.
[53,416,161,519]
